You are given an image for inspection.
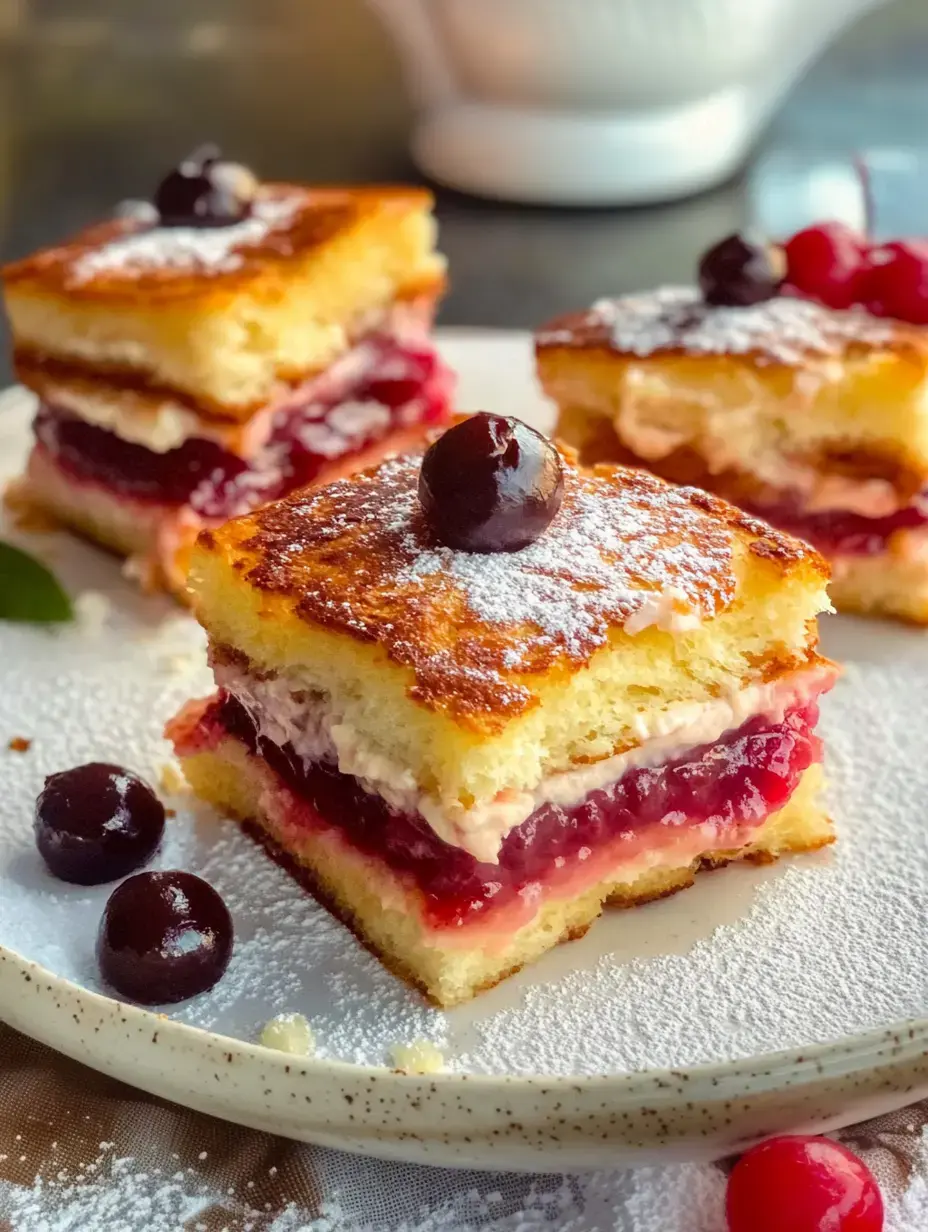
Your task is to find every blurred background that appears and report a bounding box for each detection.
[0,0,925,375]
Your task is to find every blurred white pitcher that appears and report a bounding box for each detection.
[369,0,888,205]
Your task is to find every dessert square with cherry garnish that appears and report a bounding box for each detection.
[166,413,837,1007]
[1,147,453,595]
[536,226,928,624]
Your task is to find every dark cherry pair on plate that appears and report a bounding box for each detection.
[35,763,232,1004]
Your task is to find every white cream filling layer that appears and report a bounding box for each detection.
[215,661,829,865]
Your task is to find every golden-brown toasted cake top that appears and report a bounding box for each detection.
[1,184,438,305]
[195,450,826,725]
[535,286,928,367]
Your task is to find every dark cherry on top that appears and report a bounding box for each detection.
[34,762,165,885]
[153,143,257,228]
[97,870,233,1005]
[698,232,785,307]
[418,412,564,552]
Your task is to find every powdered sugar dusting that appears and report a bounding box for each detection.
[399,478,722,655]
[244,453,751,720]
[541,286,897,365]
[71,194,301,282]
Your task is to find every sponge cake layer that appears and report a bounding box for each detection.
[3,185,446,418]
[188,450,831,815]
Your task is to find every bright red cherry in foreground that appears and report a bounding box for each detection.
[785,223,868,309]
[726,1135,884,1232]
[862,240,928,324]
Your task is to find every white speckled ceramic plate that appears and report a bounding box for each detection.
[1,330,928,1172]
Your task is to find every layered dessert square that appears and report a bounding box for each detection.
[536,231,928,623]
[2,150,452,594]
[167,414,836,1006]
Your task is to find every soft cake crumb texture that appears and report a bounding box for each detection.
[828,545,928,623]
[158,761,186,795]
[191,454,828,809]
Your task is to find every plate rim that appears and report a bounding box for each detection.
[4,942,928,1092]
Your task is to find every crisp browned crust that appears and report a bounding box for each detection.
[1,184,438,304]
[535,291,928,367]
[194,449,828,726]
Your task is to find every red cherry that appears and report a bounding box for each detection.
[726,1136,884,1232]
[861,240,928,324]
[784,223,868,309]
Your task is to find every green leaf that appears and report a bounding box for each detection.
[0,541,73,623]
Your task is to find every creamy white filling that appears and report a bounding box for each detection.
[215,661,829,865]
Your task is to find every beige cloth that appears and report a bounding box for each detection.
[0,1021,925,1230]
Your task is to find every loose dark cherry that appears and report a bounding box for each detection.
[698,232,785,307]
[726,1136,884,1232]
[418,413,564,552]
[97,870,233,1005]
[785,222,868,309]
[153,144,257,228]
[34,763,165,885]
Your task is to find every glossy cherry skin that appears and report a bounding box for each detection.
[861,240,928,324]
[153,144,256,227]
[418,413,563,552]
[726,1136,884,1232]
[34,763,165,885]
[97,870,234,1005]
[785,222,869,310]
[698,232,784,307]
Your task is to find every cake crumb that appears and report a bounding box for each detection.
[159,762,187,795]
[259,1012,316,1056]
[165,807,177,819]
[74,590,112,634]
[7,736,31,753]
[389,1039,445,1075]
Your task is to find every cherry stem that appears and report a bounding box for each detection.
[854,153,874,240]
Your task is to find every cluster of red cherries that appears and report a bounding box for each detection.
[698,222,928,324]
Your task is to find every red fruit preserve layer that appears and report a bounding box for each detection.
[33,336,452,520]
[213,692,821,930]
[746,495,928,556]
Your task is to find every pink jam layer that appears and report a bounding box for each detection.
[33,336,453,520]
[745,494,928,556]
[196,692,822,932]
